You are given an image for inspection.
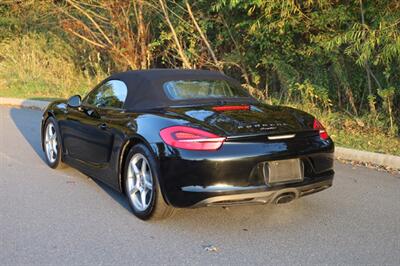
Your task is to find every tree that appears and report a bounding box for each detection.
[58,0,151,70]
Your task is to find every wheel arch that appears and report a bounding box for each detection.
[118,135,169,203]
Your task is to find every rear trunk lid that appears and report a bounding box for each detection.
[165,103,316,139]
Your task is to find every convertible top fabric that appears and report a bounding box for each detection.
[101,69,256,110]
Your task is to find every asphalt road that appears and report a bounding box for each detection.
[0,106,399,266]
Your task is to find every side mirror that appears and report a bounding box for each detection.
[67,95,81,108]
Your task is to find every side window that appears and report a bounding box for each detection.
[85,80,128,109]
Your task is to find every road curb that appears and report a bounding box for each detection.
[335,147,399,170]
[0,97,50,110]
[1,97,399,170]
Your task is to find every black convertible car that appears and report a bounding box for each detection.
[41,69,334,220]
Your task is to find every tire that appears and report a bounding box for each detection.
[123,143,175,220]
[42,117,67,169]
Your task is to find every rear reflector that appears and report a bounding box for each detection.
[160,126,225,151]
[212,105,250,111]
[313,119,329,140]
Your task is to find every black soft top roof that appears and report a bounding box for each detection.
[102,69,256,110]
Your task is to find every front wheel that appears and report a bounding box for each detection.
[42,117,66,169]
[124,144,175,220]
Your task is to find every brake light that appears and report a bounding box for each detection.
[313,119,329,140]
[212,105,250,111]
[160,126,225,151]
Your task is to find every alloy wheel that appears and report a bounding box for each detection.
[126,153,154,211]
[44,122,58,164]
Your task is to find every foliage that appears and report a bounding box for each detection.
[377,87,397,135]
[0,0,399,154]
[289,80,332,111]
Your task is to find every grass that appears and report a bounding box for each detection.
[0,33,399,156]
[0,33,103,99]
[330,128,400,156]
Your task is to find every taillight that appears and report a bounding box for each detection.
[313,119,329,140]
[159,126,225,151]
[212,105,250,111]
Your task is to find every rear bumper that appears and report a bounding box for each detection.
[153,136,334,208]
[191,174,333,207]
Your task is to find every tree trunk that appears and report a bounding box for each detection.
[158,0,191,69]
[185,0,222,72]
[359,0,373,99]
[137,0,148,69]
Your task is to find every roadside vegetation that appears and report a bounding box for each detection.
[0,1,399,155]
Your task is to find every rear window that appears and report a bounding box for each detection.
[163,80,249,100]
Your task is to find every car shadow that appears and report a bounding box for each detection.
[91,178,131,212]
[9,107,47,163]
[9,106,133,212]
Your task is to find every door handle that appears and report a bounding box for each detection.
[98,123,108,130]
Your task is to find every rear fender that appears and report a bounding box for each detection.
[118,135,173,206]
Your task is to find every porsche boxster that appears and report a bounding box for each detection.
[41,69,334,220]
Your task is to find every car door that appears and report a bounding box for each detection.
[62,80,128,167]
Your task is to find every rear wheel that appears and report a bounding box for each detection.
[124,144,175,220]
[43,117,66,169]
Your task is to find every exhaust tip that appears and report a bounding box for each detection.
[274,192,296,204]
